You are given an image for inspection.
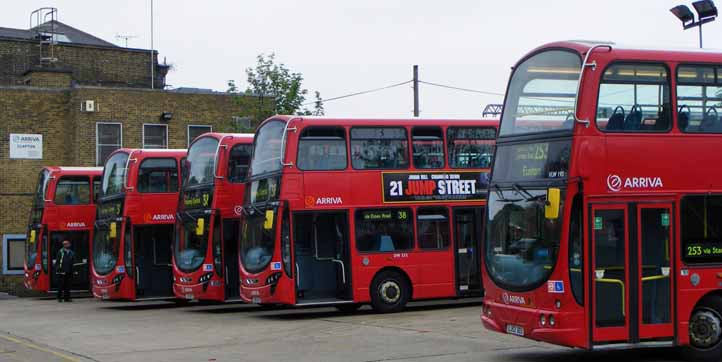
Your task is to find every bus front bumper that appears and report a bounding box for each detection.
[481,300,585,348]
[173,281,223,302]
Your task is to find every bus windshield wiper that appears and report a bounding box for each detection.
[513,183,547,203]
[493,185,522,203]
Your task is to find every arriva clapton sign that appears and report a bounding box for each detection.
[9,133,43,159]
[607,174,664,192]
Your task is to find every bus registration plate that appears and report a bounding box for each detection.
[506,324,525,337]
[185,294,194,300]
[252,297,262,304]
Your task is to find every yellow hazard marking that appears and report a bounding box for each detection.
[0,334,82,362]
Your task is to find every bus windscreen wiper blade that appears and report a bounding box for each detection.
[513,183,546,202]
[493,185,522,203]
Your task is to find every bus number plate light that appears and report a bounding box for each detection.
[506,324,525,336]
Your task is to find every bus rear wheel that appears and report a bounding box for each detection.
[370,270,409,313]
[684,296,722,362]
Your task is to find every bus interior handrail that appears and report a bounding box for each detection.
[574,44,613,128]
[279,118,299,167]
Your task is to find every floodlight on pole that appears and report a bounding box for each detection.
[670,0,717,48]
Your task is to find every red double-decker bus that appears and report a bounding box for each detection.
[24,167,103,293]
[239,116,497,312]
[91,148,186,301]
[173,133,253,302]
[481,41,722,361]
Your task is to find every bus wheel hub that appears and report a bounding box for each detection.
[379,281,400,304]
[690,309,722,349]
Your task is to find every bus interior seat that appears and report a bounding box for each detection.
[623,107,643,130]
[678,111,690,131]
[606,113,625,130]
[700,111,721,132]
[378,235,395,252]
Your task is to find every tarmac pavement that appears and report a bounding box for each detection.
[0,296,686,362]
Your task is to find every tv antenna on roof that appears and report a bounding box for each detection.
[115,34,138,48]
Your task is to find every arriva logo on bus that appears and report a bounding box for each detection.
[607,174,664,192]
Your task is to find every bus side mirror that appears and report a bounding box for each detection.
[30,230,36,242]
[195,218,205,236]
[109,222,117,238]
[545,188,561,219]
[264,210,274,230]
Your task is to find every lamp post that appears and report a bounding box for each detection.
[670,0,718,48]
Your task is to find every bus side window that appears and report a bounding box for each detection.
[228,144,252,182]
[350,127,408,170]
[447,127,496,169]
[681,195,722,264]
[596,63,671,133]
[137,158,179,193]
[412,127,444,169]
[677,65,722,133]
[297,127,347,171]
[355,208,414,252]
[54,176,91,205]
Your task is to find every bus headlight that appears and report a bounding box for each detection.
[266,272,282,286]
[549,315,556,327]
[540,315,546,326]
[198,272,213,284]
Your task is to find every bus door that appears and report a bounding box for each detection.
[589,203,674,345]
[49,231,90,290]
[134,225,173,298]
[222,219,240,299]
[453,207,483,296]
[293,211,351,303]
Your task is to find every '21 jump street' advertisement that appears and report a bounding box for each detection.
[382,171,489,203]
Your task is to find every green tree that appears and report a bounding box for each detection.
[228,53,323,128]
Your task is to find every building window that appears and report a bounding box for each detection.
[188,125,212,146]
[96,123,122,166]
[355,208,413,252]
[3,234,26,275]
[143,124,168,149]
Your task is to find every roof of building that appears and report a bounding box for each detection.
[0,20,117,48]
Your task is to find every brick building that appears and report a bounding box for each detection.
[0,17,255,293]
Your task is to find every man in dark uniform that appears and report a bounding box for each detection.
[56,240,75,302]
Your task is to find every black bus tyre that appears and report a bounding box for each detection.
[683,296,722,362]
[335,303,362,313]
[370,270,410,313]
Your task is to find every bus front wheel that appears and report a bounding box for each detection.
[684,296,722,362]
[370,270,409,313]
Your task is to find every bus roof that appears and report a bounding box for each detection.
[43,166,103,175]
[110,148,187,158]
[527,40,722,64]
[192,132,254,145]
[258,115,499,129]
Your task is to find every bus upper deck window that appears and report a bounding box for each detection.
[54,176,91,205]
[297,127,347,171]
[677,65,722,133]
[350,127,409,170]
[412,127,444,169]
[596,63,671,133]
[447,127,496,169]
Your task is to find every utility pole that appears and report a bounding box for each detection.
[413,65,419,117]
[150,0,155,89]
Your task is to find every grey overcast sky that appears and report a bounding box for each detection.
[3,1,722,118]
